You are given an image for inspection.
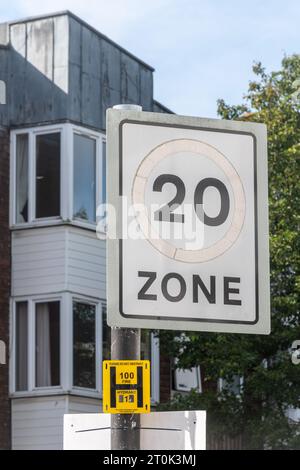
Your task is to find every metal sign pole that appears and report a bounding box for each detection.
[110,104,143,450]
[111,327,141,450]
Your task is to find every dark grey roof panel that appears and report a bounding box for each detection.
[7,10,155,72]
[0,11,170,129]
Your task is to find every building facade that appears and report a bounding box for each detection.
[0,11,174,450]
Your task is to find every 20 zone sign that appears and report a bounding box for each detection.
[107,109,270,335]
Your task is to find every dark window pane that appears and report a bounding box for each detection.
[35,301,60,387]
[16,134,29,223]
[36,133,61,218]
[73,302,96,388]
[102,303,110,360]
[73,134,96,222]
[16,302,28,391]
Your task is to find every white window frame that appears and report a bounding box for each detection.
[71,295,102,398]
[32,128,63,223]
[10,123,106,231]
[10,293,103,398]
[10,293,65,396]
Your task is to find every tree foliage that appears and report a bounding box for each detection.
[160,55,300,449]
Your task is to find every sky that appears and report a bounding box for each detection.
[1,0,300,117]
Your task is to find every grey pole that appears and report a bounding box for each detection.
[110,104,142,451]
[111,327,141,450]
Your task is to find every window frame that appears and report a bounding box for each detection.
[218,376,244,397]
[70,125,103,228]
[71,296,101,396]
[33,128,63,222]
[10,293,104,398]
[173,365,202,393]
[33,297,62,391]
[10,294,64,396]
[10,123,106,231]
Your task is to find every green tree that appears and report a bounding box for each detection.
[160,55,300,449]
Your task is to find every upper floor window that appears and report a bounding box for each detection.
[16,134,29,223]
[73,134,96,223]
[11,124,106,229]
[36,133,61,219]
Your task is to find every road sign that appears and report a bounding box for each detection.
[107,109,270,334]
[103,360,150,414]
[64,410,206,450]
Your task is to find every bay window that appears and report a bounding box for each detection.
[11,124,106,228]
[12,296,160,401]
[12,295,103,396]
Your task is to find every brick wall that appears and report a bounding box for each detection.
[0,127,11,449]
[159,353,171,404]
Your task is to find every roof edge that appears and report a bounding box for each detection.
[153,99,174,114]
[7,10,155,72]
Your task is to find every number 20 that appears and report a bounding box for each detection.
[153,173,230,226]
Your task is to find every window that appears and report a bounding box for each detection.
[36,133,61,219]
[73,134,96,222]
[12,124,106,228]
[15,302,28,391]
[73,301,96,389]
[173,366,202,393]
[102,303,110,361]
[16,134,29,223]
[218,376,243,396]
[12,295,100,395]
[35,301,60,387]
[172,333,202,393]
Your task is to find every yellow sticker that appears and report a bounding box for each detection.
[103,360,150,414]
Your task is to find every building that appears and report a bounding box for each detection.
[0,10,178,450]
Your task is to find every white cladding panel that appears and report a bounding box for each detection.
[11,225,106,299]
[12,396,66,450]
[67,227,106,299]
[67,395,101,414]
[12,395,101,450]
[11,227,67,296]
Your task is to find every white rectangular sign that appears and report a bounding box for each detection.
[64,411,206,450]
[106,109,270,334]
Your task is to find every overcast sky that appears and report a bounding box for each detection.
[1,0,299,117]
